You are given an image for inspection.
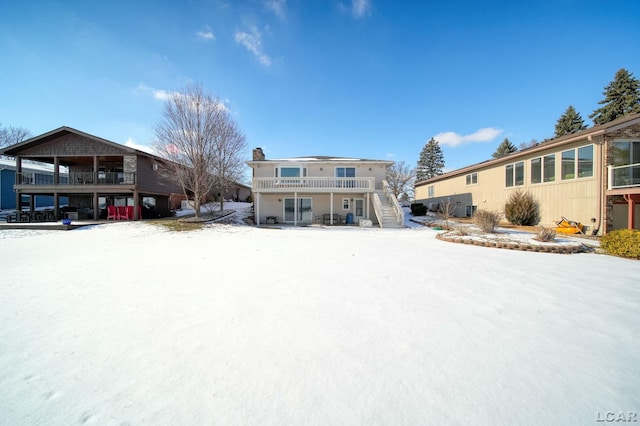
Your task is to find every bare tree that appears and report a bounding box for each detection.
[153,84,246,219]
[0,124,32,149]
[438,198,456,230]
[210,112,247,212]
[386,160,415,201]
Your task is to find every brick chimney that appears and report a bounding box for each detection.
[252,147,265,161]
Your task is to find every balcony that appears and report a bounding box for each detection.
[252,177,376,193]
[16,171,136,186]
[608,164,640,189]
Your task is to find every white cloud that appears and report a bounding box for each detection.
[351,0,371,18]
[196,26,215,40]
[125,137,155,154]
[235,24,272,66]
[137,83,174,101]
[265,0,286,20]
[433,127,503,147]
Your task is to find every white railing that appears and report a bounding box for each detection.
[608,163,640,189]
[371,193,384,228]
[252,177,376,192]
[382,180,405,226]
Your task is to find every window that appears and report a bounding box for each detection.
[342,198,350,210]
[561,149,575,180]
[543,154,555,182]
[428,186,434,197]
[530,154,556,184]
[335,167,355,177]
[561,145,593,180]
[505,162,524,187]
[465,172,477,185]
[466,205,477,217]
[276,166,307,178]
[613,141,640,166]
[531,158,541,184]
[577,145,593,177]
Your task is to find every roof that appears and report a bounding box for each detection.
[247,155,394,166]
[0,126,158,159]
[415,112,640,187]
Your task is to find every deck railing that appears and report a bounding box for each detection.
[608,164,640,189]
[252,177,376,192]
[16,172,136,185]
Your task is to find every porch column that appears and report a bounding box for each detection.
[15,156,22,211]
[256,193,260,225]
[330,192,334,225]
[54,193,60,220]
[366,193,370,219]
[133,190,139,220]
[29,194,34,213]
[93,192,99,220]
[624,194,640,230]
[294,192,298,226]
[54,156,59,184]
[93,156,98,182]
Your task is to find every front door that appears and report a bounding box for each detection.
[354,198,365,220]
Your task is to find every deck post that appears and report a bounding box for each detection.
[93,192,99,220]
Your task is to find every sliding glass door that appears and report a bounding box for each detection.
[284,198,312,223]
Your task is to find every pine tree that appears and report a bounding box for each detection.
[555,105,587,137]
[589,68,640,125]
[492,137,517,159]
[416,138,445,181]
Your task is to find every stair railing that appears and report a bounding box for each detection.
[381,180,404,227]
[371,192,384,228]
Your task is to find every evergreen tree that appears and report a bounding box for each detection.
[416,138,445,181]
[492,137,517,159]
[589,68,640,125]
[555,105,587,137]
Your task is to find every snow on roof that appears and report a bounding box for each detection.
[269,156,386,162]
[0,157,60,173]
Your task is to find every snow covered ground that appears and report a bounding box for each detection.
[1,206,639,425]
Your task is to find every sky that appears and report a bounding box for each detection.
[1,0,640,178]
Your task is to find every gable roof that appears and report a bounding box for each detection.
[415,112,640,187]
[0,126,156,158]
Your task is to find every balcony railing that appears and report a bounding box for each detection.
[252,177,376,192]
[16,172,136,185]
[608,164,640,189]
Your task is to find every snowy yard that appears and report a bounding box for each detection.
[1,211,639,425]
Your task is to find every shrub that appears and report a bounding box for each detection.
[504,190,540,226]
[411,203,427,216]
[474,210,501,233]
[535,226,556,242]
[601,229,640,259]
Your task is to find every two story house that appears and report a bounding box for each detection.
[414,112,640,234]
[247,148,403,228]
[1,126,183,220]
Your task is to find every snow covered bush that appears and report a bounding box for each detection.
[601,229,640,259]
[535,226,556,242]
[504,190,540,226]
[474,210,500,233]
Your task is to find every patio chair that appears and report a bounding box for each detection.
[107,206,118,220]
[117,206,128,220]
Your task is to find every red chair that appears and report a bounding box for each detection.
[117,206,128,220]
[107,206,118,220]
[126,206,134,221]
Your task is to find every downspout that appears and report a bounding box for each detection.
[592,135,603,235]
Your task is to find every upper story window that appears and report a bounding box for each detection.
[505,161,524,187]
[335,167,355,177]
[561,145,593,180]
[428,185,434,197]
[613,141,640,166]
[530,154,555,184]
[465,172,477,185]
[275,166,307,178]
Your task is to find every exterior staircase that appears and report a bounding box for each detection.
[374,190,404,228]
